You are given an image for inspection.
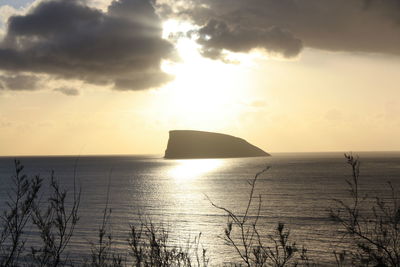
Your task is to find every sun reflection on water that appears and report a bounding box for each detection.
[168,159,223,183]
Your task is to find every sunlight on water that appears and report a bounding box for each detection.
[1,154,400,265]
[168,159,223,183]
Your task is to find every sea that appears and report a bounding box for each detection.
[0,152,399,266]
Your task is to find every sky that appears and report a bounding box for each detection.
[1,0,400,156]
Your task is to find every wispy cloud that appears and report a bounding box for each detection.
[0,74,40,90]
[53,86,80,96]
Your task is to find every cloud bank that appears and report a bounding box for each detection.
[0,0,174,91]
[165,0,400,59]
[1,0,399,91]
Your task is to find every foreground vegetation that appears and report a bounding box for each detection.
[0,155,398,266]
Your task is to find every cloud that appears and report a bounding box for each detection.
[0,74,40,90]
[0,0,175,91]
[53,86,80,96]
[196,19,302,59]
[165,0,400,57]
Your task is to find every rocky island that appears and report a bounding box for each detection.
[164,130,270,159]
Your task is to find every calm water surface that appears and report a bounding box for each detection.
[0,152,399,265]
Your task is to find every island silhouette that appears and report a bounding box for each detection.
[164,130,270,159]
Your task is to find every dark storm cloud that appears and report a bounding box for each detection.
[53,87,80,96]
[0,74,40,90]
[165,0,400,58]
[0,0,174,90]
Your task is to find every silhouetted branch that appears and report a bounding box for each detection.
[330,154,400,266]
[0,160,42,266]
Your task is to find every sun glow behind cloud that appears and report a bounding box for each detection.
[157,20,256,131]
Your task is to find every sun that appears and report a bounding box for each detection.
[157,20,253,130]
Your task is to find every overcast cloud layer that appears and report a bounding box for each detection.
[163,0,400,59]
[0,0,174,91]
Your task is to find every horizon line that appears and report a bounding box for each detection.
[1,150,400,158]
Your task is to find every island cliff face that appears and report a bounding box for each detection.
[164,130,270,159]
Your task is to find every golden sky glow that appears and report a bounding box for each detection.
[1,1,400,156]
